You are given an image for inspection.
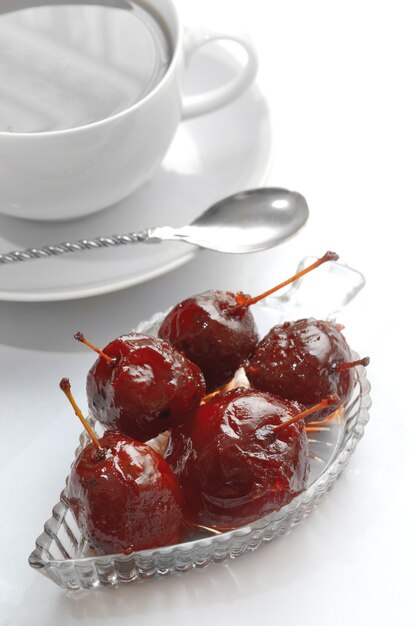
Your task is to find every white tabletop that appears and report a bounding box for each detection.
[1,1,415,625]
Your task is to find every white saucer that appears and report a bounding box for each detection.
[0,46,273,302]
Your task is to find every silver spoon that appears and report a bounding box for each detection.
[0,188,308,264]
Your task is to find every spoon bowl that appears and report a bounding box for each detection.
[156,188,309,253]
[0,187,309,264]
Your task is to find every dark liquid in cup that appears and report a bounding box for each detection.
[0,1,172,132]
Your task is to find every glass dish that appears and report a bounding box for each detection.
[29,260,371,591]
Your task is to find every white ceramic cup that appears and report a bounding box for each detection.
[0,0,257,221]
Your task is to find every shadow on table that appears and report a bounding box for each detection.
[0,272,171,353]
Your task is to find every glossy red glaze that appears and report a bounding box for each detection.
[158,290,259,393]
[67,431,184,554]
[164,424,193,479]
[246,318,354,419]
[179,387,309,530]
[86,333,206,441]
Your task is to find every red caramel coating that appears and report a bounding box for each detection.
[178,387,309,530]
[164,424,194,479]
[86,333,206,441]
[246,318,355,419]
[67,431,184,554]
[158,290,259,393]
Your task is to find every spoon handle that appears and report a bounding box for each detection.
[0,229,163,265]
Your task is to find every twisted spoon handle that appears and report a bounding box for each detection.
[0,229,162,265]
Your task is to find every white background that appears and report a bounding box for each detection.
[1,1,415,625]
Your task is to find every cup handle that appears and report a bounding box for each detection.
[181,27,258,120]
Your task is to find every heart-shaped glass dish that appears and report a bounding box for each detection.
[29,260,371,591]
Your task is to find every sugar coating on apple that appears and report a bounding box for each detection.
[177,387,310,530]
[84,333,206,441]
[246,318,369,419]
[67,430,184,554]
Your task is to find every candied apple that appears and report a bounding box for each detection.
[159,290,259,392]
[177,387,314,530]
[67,431,184,554]
[246,318,369,418]
[77,332,206,441]
[61,379,184,554]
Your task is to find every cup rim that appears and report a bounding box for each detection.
[0,0,182,139]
